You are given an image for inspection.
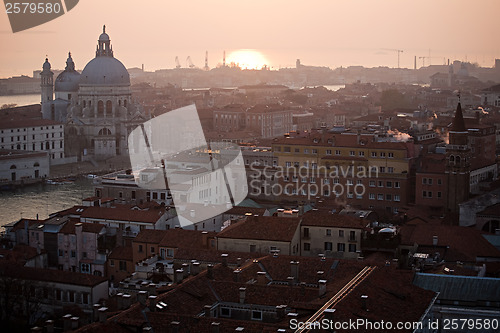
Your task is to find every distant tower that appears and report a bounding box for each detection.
[223,50,226,67]
[447,64,454,87]
[445,101,470,213]
[296,59,301,69]
[204,50,209,71]
[40,57,53,119]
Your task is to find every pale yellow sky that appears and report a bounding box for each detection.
[0,0,499,77]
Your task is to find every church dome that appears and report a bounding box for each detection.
[80,57,130,86]
[42,58,51,71]
[55,52,80,92]
[79,26,130,86]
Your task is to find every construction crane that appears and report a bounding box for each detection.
[186,56,195,68]
[382,48,404,68]
[203,51,209,71]
[174,56,181,69]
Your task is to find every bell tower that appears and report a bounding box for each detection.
[40,57,53,119]
[445,101,470,213]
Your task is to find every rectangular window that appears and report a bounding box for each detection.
[371,152,377,157]
[324,242,333,251]
[386,194,392,201]
[369,180,375,187]
[303,242,311,251]
[395,181,400,188]
[386,181,392,188]
[437,192,442,198]
[422,178,427,184]
[335,150,341,155]
[339,230,344,237]
[369,193,375,200]
[252,310,262,321]
[388,167,394,173]
[378,181,383,187]
[388,152,394,158]
[312,149,318,154]
[394,194,400,202]
[428,178,433,185]
[349,151,355,156]
[437,179,442,185]
[349,231,356,241]
[378,194,383,200]
[359,151,365,156]
[71,250,76,258]
[326,149,332,155]
[337,243,345,252]
[349,244,357,252]
[303,228,310,238]
[138,244,143,253]
[379,167,385,173]
[326,229,331,236]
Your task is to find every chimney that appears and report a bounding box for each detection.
[148,295,158,312]
[116,292,124,309]
[319,280,327,297]
[221,253,229,266]
[192,262,200,275]
[323,308,335,322]
[148,283,157,296]
[432,235,438,246]
[45,320,55,333]
[204,305,212,317]
[171,321,180,333]
[211,322,220,333]
[63,314,72,331]
[239,287,246,304]
[233,269,240,282]
[226,201,232,209]
[287,276,294,286]
[190,209,195,218]
[290,261,299,282]
[71,317,79,330]
[276,305,286,319]
[182,263,189,277]
[207,264,214,279]
[257,271,267,285]
[204,200,209,207]
[92,304,100,322]
[122,294,131,308]
[98,307,108,323]
[175,269,184,283]
[31,327,42,333]
[361,295,369,311]
[138,290,148,306]
[237,257,242,267]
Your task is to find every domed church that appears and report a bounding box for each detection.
[41,26,150,160]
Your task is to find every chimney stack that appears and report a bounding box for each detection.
[239,287,246,304]
[45,320,55,333]
[257,271,267,285]
[171,321,180,333]
[63,314,72,331]
[148,283,157,296]
[319,279,327,297]
[92,304,100,322]
[192,262,200,275]
[98,307,108,323]
[290,261,299,282]
[71,317,79,330]
[432,235,438,246]
[207,264,214,279]
[148,295,158,312]
[323,308,335,322]
[204,305,212,317]
[211,322,221,333]
[182,263,190,277]
[122,294,131,309]
[221,253,229,267]
[361,295,369,311]
[237,257,242,267]
[138,290,148,306]
[233,269,240,282]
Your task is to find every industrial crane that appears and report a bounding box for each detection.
[382,48,404,68]
[174,56,181,69]
[186,56,195,68]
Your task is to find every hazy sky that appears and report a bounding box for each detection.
[0,0,499,77]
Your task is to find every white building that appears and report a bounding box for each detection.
[0,149,49,185]
[0,118,66,164]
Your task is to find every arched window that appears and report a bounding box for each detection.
[97,100,104,115]
[10,165,16,169]
[88,100,92,107]
[106,100,112,115]
[83,100,86,108]
[124,99,127,107]
[449,155,455,163]
[16,144,20,150]
[455,156,461,164]
[98,128,112,136]
[46,142,50,150]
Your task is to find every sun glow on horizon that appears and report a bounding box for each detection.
[226,49,269,69]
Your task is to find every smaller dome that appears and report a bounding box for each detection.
[99,25,109,41]
[42,58,51,71]
[55,52,80,92]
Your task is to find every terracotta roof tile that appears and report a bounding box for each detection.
[108,246,133,261]
[218,216,300,242]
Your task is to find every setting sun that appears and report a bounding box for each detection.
[226,49,269,69]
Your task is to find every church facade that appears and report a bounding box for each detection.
[41,26,149,160]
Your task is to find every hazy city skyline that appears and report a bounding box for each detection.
[1,0,499,78]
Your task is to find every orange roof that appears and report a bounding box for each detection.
[218,216,300,242]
